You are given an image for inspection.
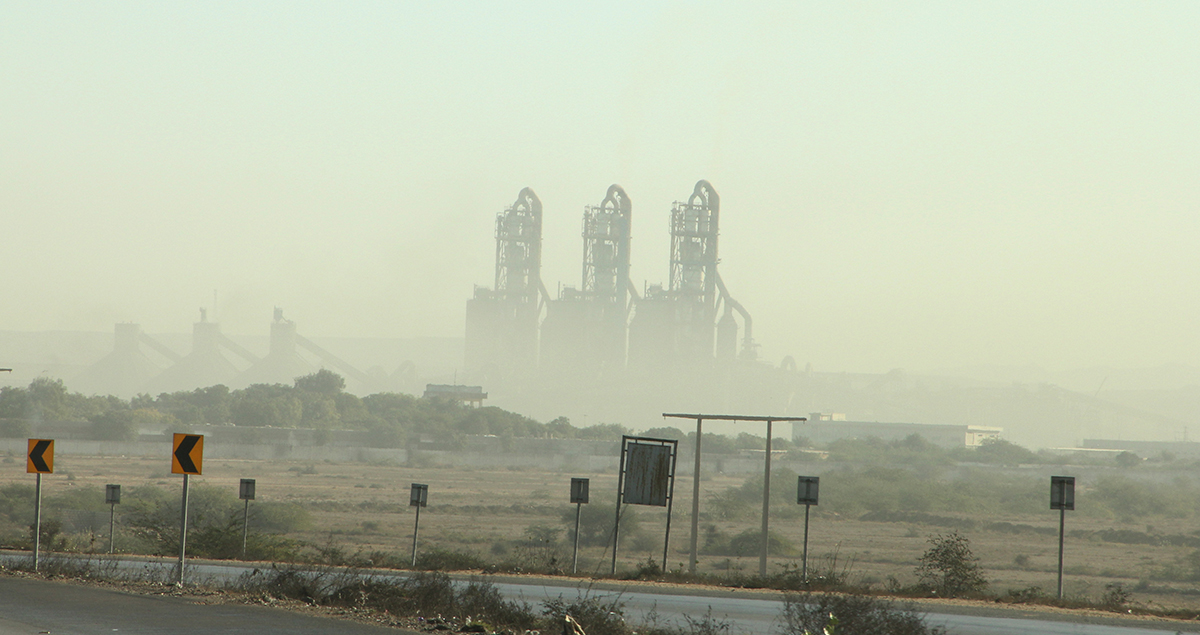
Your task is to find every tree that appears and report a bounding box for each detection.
[1114,451,1141,468]
[915,531,987,597]
[294,369,345,396]
[972,439,1038,466]
[23,377,70,421]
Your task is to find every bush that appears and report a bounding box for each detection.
[415,548,487,571]
[542,595,627,635]
[564,499,650,550]
[701,528,797,557]
[780,593,945,635]
[915,531,988,597]
[123,484,305,560]
[240,568,538,630]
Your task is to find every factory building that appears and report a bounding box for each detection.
[465,188,547,380]
[797,412,1002,449]
[467,180,756,379]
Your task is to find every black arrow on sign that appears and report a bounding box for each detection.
[29,440,51,473]
[174,435,201,474]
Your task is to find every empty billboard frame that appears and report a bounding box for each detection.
[612,435,678,574]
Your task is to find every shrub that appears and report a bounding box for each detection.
[415,548,487,571]
[780,593,945,635]
[542,595,627,635]
[563,499,647,549]
[915,531,988,597]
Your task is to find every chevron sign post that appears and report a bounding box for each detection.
[27,439,54,571]
[172,434,203,475]
[171,433,204,585]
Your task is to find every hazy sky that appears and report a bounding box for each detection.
[3,2,1199,375]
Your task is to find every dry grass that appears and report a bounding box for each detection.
[2,450,1198,612]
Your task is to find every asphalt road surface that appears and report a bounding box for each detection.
[1,552,1197,634]
[0,576,412,635]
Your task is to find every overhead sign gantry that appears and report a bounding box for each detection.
[662,413,807,577]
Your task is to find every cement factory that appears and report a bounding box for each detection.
[69,308,384,398]
[465,180,757,384]
[11,179,1185,449]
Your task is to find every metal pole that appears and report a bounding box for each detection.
[662,441,677,573]
[689,418,703,574]
[1057,507,1065,599]
[572,502,582,575]
[109,503,116,555]
[612,438,627,576]
[760,420,773,577]
[178,473,190,585]
[802,503,811,583]
[242,498,250,559]
[411,504,421,568]
[33,472,42,572]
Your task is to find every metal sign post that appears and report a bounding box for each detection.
[612,436,678,575]
[1050,476,1075,599]
[570,478,589,575]
[105,484,121,554]
[663,414,806,576]
[797,476,820,583]
[27,439,54,572]
[760,420,774,577]
[239,479,256,559]
[410,483,428,567]
[171,433,204,585]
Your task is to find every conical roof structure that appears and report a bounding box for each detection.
[233,310,313,387]
[143,317,242,394]
[71,324,166,397]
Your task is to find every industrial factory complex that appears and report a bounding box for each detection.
[465,180,756,382]
[1,180,1187,449]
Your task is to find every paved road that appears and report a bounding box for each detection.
[0,576,411,635]
[1,552,1197,634]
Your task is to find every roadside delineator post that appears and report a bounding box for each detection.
[796,476,819,583]
[105,484,121,554]
[410,483,428,567]
[570,478,589,574]
[1050,475,1076,599]
[239,479,256,559]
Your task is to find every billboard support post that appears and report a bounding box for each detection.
[689,418,702,573]
[573,503,582,574]
[663,414,806,577]
[1057,507,1065,598]
[760,420,773,577]
[611,442,627,575]
[803,503,811,581]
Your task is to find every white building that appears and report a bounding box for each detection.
[796,413,1002,449]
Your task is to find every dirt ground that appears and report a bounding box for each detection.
[3,452,1199,612]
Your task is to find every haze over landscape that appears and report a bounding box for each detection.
[4,3,1200,445]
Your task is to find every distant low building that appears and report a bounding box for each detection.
[1082,438,1200,459]
[796,412,1001,449]
[423,384,488,407]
